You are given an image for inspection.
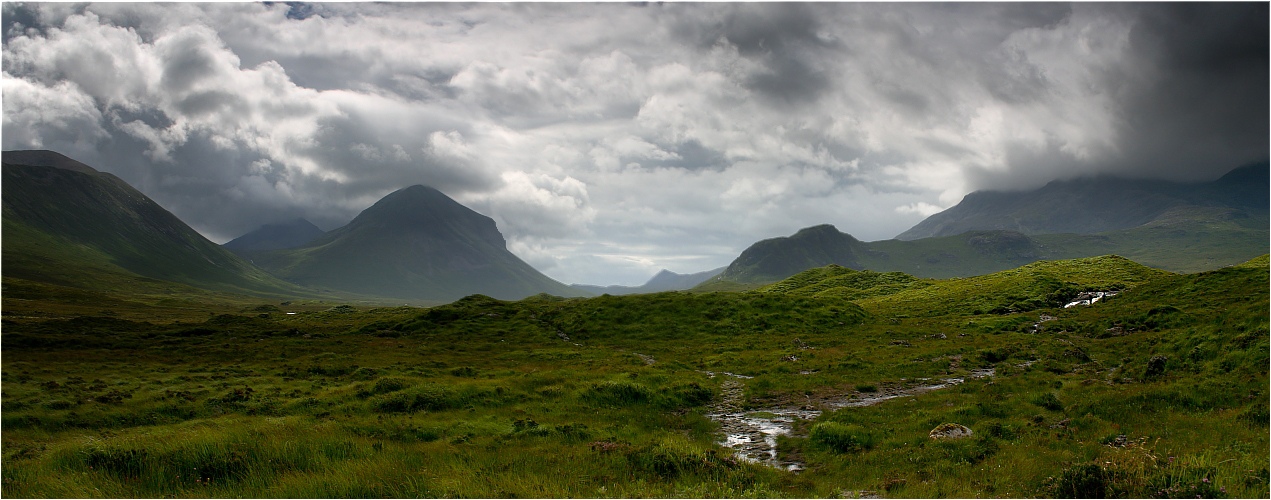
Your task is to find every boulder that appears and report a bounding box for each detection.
[929,423,973,439]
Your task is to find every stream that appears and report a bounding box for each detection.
[704,368,995,471]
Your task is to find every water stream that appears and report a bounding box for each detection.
[704,368,995,471]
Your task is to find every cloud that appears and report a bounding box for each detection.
[3,3,1265,285]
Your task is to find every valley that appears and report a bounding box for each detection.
[2,255,1267,497]
[1,150,1267,498]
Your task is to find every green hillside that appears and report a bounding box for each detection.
[1,151,310,299]
[756,255,1169,318]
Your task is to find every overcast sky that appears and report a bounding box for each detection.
[3,2,1267,286]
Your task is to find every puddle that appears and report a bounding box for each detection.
[705,368,995,471]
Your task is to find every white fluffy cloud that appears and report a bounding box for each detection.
[3,2,1265,286]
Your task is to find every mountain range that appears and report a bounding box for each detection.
[4,150,1265,304]
[571,267,725,296]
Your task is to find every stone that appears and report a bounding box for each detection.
[929,423,973,439]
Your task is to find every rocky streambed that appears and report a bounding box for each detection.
[705,368,995,471]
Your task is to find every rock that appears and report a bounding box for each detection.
[1063,290,1120,308]
[929,423,973,439]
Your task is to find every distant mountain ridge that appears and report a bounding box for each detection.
[896,163,1269,240]
[249,185,583,302]
[572,267,725,295]
[700,204,1267,290]
[1,150,303,296]
[224,218,325,256]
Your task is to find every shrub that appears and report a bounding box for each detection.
[349,367,380,380]
[668,382,713,407]
[1032,392,1064,412]
[1145,355,1169,379]
[582,380,653,407]
[369,385,461,413]
[1239,401,1269,427]
[984,421,1018,440]
[450,366,477,377]
[1047,463,1110,498]
[42,399,75,410]
[809,422,875,453]
[371,377,410,394]
[625,439,736,478]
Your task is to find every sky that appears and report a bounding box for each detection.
[3,2,1268,286]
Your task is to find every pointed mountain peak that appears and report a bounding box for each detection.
[650,269,676,279]
[338,184,507,250]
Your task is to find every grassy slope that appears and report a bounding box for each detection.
[2,256,1266,497]
[2,163,312,299]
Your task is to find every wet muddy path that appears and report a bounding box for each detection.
[704,369,995,471]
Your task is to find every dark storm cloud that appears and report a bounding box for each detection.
[666,3,835,106]
[2,3,44,43]
[965,3,1269,192]
[1115,2,1269,179]
[3,2,1266,284]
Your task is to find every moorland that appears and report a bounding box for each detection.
[2,255,1267,497]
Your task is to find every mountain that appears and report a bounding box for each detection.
[896,162,1269,240]
[224,218,325,256]
[571,267,725,295]
[708,224,867,284]
[251,185,582,302]
[1,150,304,297]
[699,215,1267,290]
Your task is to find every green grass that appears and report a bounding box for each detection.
[3,255,1267,497]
